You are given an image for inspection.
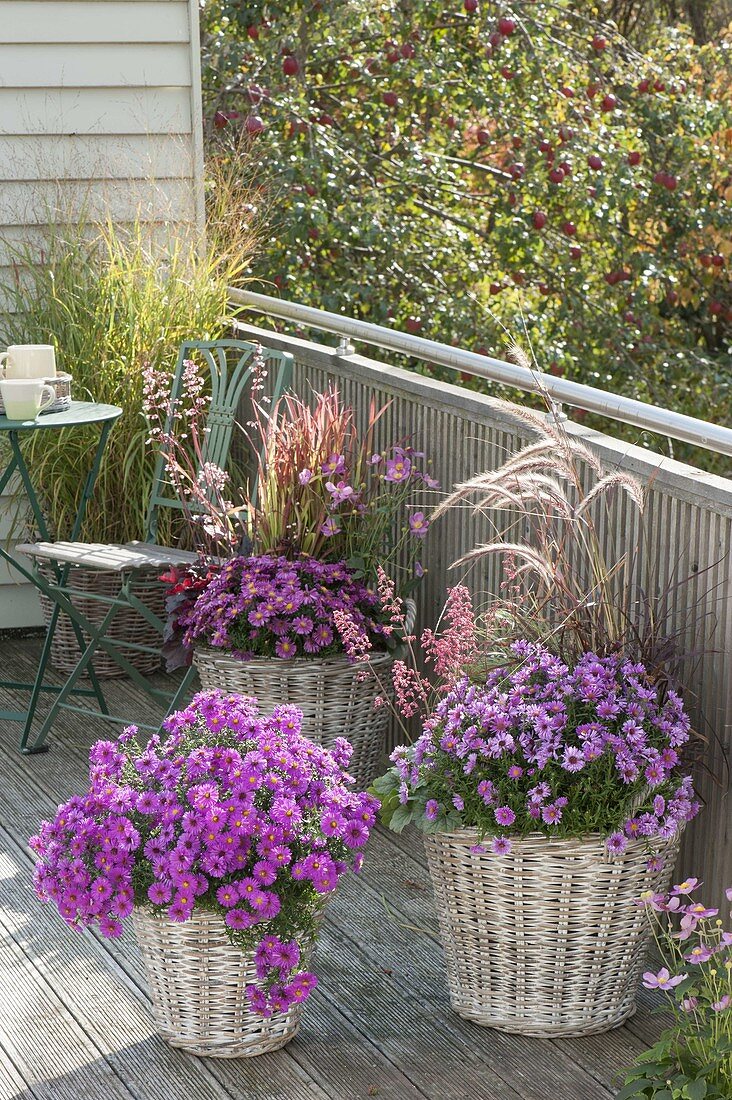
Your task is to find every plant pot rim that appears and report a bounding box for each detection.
[424,826,679,856]
[193,645,393,669]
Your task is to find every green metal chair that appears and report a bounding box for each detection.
[16,339,292,753]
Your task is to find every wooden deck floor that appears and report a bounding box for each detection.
[0,637,666,1100]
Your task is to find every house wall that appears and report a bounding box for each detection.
[0,0,205,629]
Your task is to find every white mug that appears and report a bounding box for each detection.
[0,344,56,380]
[0,378,56,420]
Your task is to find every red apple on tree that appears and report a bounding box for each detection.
[532,211,547,229]
[587,154,603,170]
[498,16,516,35]
[601,94,617,112]
[245,114,264,134]
[627,151,641,166]
[282,55,299,76]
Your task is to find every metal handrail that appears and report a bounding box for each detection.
[229,288,732,461]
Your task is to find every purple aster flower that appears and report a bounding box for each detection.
[494,806,516,827]
[606,832,628,855]
[491,836,512,855]
[298,468,313,485]
[425,799,440,821]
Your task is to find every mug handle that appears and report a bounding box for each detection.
[39,384,56,413]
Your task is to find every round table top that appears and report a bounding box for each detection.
[0,400,123,432]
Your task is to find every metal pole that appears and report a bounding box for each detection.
[230,288,732,461]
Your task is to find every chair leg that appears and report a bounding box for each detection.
[21,599,121,754]
[156,664,198,732]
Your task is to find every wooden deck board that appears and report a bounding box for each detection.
[0,637,668,1099]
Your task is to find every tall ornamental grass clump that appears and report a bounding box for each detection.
[1,209,255,545]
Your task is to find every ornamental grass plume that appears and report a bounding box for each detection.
[31,690,377,1018]
[619,881,732,1097]
[432,347,649,664]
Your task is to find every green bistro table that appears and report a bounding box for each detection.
[0,400,122,750]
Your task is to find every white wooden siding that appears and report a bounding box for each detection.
[0,0,204,629]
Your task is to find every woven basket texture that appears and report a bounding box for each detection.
[424,829,679,1037]
[39,565,164,679]
[194,647,393,789]
[133,909,306,1058]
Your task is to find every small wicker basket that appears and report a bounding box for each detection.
[44,372,72,413]
[39,565,164,679]
[194,647,394,789]
[133,909,307,1057]
[424,828,680,1037]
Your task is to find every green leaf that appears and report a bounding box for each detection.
[388,804,414,834]
[615,1080,653,1099]
[684,1081,707,1099]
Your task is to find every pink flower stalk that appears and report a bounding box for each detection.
[376,566,404,628]
[421,585,478,686]
[333,610,372,663]
[391,660,429,718]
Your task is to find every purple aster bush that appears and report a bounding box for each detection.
[178,554,393,660]
[373,640,699,855]
[30,690,378,1018]
[619,881,732,1097]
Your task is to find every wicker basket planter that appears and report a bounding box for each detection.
[424,828,680,1038]
[194,646,394,789]
[39,565,164,679]
[133,909,310,1058]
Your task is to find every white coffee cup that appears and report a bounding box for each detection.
[0,378,56,420]
[0,344,56,380]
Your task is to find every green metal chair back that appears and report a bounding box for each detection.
[145,339,292,543]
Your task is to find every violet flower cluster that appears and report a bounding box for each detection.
[31,690,378,1018]
[180,555,390,660]
[621,881,732,1096]
[375,640,699,855]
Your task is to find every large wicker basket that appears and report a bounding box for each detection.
[133,909,308,1058]
[194,647,394,789]
[39,565,164,679]
[424,829,680,1037]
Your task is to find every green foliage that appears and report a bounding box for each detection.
[1,219,253,543]
[201,0,731,471]
[618,889,732,1098]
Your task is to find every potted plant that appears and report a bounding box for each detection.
[149,380,432,788]
[350,390,703,1036]
[619,880,732,1097]
[31,689,378,1057]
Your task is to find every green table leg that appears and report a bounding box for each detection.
[0,425,114,751]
